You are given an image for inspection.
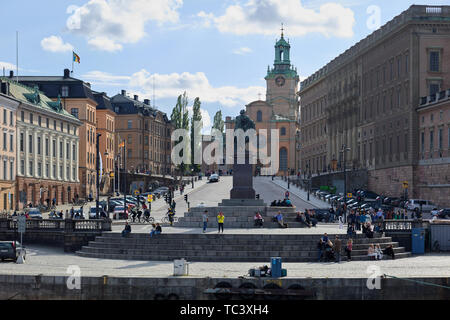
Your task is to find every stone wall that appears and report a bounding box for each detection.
[414,163,450,208]
[368,166,414,198]
[0,274,449,300]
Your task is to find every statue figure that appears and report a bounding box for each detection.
[234,110,255,132]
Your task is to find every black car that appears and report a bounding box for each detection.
[310,209,332,222]
[438,209,450,219]
[0,241,25,262]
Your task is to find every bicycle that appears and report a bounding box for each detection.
[162,212,179,225]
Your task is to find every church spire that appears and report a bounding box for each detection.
[281,23,284,38]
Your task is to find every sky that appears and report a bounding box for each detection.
[0,0,448,133]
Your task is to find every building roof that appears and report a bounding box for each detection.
[15,69,96,102]
[93,91,115,113]
[0,77,81,123]
[111,91,170,123]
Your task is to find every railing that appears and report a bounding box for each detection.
[373,220,431,232]
[1,219,111,232]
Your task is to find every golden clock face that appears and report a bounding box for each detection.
[275,76,285,87]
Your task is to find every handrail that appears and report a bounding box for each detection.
[1,218,111,232]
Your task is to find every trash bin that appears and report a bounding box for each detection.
[271,257,282,278]
[173,259,189,276]
[412,228,425,254]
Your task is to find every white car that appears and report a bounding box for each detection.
[209,174,219,183]
[405,199,437,213]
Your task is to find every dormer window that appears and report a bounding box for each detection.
[61,86,69,97]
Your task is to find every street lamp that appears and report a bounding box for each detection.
[96,133,102,219]
[341,144,351,222]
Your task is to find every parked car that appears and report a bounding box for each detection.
[89,206,108,219]
[0,241,25,262]
[438,208,450,219]
[113,206,128,220]
[405,199,437,213]
[209,174,220,183]
[360,191,379,200]
[311,209,332,222]
[25,208,42,219]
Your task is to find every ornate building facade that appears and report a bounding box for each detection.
[299,5,450,204]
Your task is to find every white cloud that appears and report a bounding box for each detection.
[88,37,123,52]
[0,61,17,71]
[129,69,265,108]
[198,0,355,38]
[66,0,183,51]
[41,35,74,53]
[233,47,253,55]
[83,69,265,108]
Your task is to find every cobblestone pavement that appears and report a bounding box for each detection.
[1,245,449,279]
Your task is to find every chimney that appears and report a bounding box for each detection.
[64,69,70,78]
[86,82,91,88]
[134,95,139,101]
[9,70,14,79]
[121,90,126,96]
[144,99,150,105]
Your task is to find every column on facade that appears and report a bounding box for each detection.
[16,128,21,176]
[63,135,67,182]
[56,135,61,180]
[33,130,38,178]
[50,134,54,180]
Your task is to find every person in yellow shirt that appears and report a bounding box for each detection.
[217,212,225,233]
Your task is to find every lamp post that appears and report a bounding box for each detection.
[341,144,351,222]
[96,133,102,219]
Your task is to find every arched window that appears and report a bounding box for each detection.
[281,127,287,136]
[257,110,263,122]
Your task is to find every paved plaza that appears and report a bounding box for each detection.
[1,244,449,279]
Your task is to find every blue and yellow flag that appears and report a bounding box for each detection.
[73,52,80,64]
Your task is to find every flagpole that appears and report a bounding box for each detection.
[72,52,74,74]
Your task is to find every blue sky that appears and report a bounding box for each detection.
[1,0,448,131]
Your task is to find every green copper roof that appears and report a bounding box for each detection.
[275,36,290,48]
[1,77,78,120]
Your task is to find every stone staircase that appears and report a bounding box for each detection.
[76,233,411,262]
[175,206,309,229]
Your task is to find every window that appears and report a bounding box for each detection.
[3,160,6,180]
[60,122,63,131]
[54,120,56,130]
[53,164,56,178]
[281,127,287,136]
[29,161,33,176]
[21,111,24,122]
[67,143,70,159]
[20,133,24,152]
[3,109,6,124]
[45,164,49,177]
[128,135,132,144]
[2,133,6,150]
[71,108,79,119]
[61,86,69,97]
[438,128,443,151]
[430,84,440,96]
[10,161,13,180]
[9,111,13,126]
[115,107,119,113]
[46,118,49,128]
[30,113,33,124]
[20,160,24,175]
[38,116,42,126]
[60,141,63,158]
[29,135,33,153]
[429,51,440,72]
[257,111,263,122]
[37,137,41,155]
[38,162,42,177]
[430,130,434,153]
[73,145,76,161]
[45,139,49,156]
[59,165,62,178]
[128,120,132,129]
[52,140,56,157]
[10,134,13,152]
[405,55,409,74]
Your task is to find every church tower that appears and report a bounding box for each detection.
[265,26,300,120]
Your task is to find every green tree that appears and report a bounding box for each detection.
[171,92,190,175]
[190,97,203,173]
[212,110,224,134]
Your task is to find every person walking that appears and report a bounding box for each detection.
[202,210,209,233]
[217,212,225,233]
[345,239,353,261]
[334,235,342,263]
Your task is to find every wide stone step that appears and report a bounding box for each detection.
[86,240,400,252]
[78,245,405,258]
[76,250,411,262]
